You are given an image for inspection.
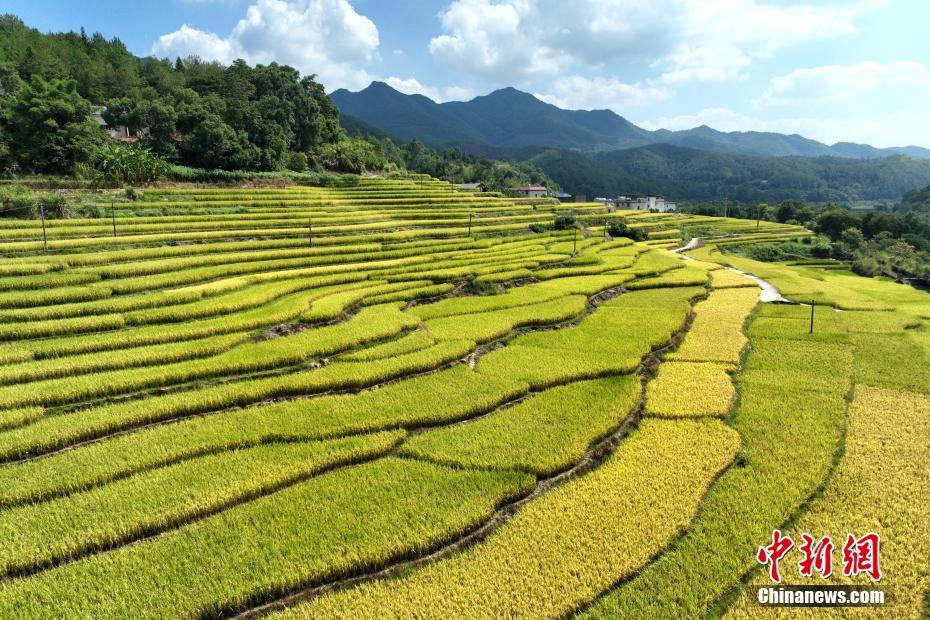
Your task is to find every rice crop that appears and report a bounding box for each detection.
[0,339,475,461]
[645,361,736,418]
[0,458,533,618]
[724,385,930,618]
[0,432,403,575]
[0,365,526,506]
[668,287,759,364]
[0,303,419,409]
[274,419,739,620]
[401,375,639,475]
[1,180,916,618]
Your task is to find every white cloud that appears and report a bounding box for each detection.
[152,0,379,90]
[757,61,930,107]
[443,85,475,101]
[429,0,570,82]
[654,43,751,85]
[153,24,237,64]
[640,107,784,132]
[535,76,670,111]
[384,77,443,101]
[383,77,474,103]
[428,0,880,87]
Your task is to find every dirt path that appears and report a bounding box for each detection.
[672,237,703,254]
[675,237,791,303]
[723,267,790,303]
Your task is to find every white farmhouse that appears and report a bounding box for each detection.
[617,194,677,212]
[509,185,549,198]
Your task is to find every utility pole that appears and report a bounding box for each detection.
[573,227,578,254]
[39,204,48,253]
[468,213,472,236]
[809,300,815,334]
[308,218,313,248]
[111,202,117,237]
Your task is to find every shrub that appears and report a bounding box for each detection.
[810,234,834,258]
[0,187,35,218]
[461,274,501,296]
[607,221,646,241]
[74,202,101,218]
[553,215,576,230]
[36,193,68,219]
[851,254,881,277]
[284,152,309,173]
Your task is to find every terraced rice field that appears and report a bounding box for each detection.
[1,176,927,618]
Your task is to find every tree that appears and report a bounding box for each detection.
[182,114,258,170]
[886,240,918,275]
[840,227,865,250]
[607,220,646,241]
[284,151,308,172]
[815,207,860,241]
[8,75,105,173]
[0,62,24,171]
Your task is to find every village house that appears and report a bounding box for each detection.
[509,185,549,198]
[616,194,677,212]
[91,107,146,142]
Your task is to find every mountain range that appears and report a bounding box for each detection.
[332,82,930,160]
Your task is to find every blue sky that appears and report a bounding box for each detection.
[7,0,930,148]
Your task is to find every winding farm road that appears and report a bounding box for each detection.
[673,237,791,303]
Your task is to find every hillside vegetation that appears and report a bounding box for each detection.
[523,144,930,203]
[0,15,553,190]
[333,81,930,159]
[332,81,930,202]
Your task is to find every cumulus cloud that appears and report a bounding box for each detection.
[153,24,237,64]
[429,0,879,87]
[757,61,930,107]
[535,76,670,111]
[429,0,570,82]
[384,77,443,101]
[384,77,474,103]
[152,0,379,90]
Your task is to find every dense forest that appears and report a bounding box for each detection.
[0,15,553,190]
[520,144,930,203]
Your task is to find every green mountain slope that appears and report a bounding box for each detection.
[331,82,930,160]
[525,144,930,202]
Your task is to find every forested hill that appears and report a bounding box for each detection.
[0,14,344,174]
[0,14,556,190]
[900,184,930,212]
[332,81,930,160]
[521,144,930,203]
